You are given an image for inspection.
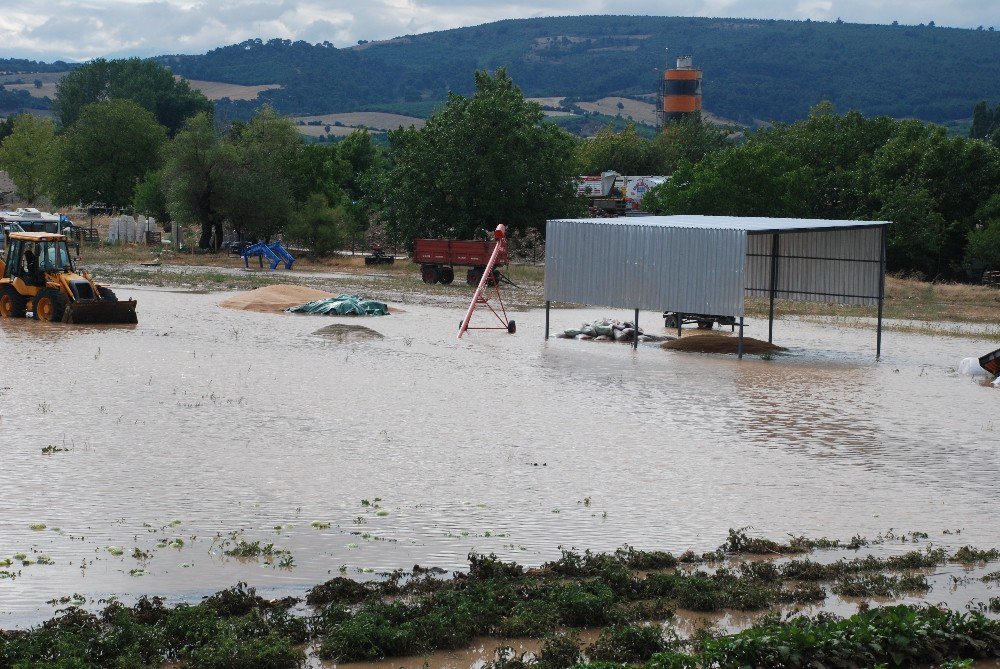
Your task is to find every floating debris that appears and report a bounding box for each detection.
[556,318,667,343]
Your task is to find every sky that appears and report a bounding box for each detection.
[0,0,998,62]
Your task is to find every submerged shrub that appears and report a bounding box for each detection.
[588,624,667,663]
[305,576,372,606]
[536,632,583,669]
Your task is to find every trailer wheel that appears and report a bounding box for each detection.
[697,319,714,329]
[421,265,440,284]
[664,314,679,329]
[439,267,455,285]
[467,268,483,286]
[507,320,516,334]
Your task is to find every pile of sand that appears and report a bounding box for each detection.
[312,324,384,341]
[661,335,786,355]
[219,285,336,313]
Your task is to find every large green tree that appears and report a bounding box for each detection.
[54,58,212,135]
[376,68,581,243]
[51,99,167,208]
[0,114,57,204]
[161,112,232,249]
[576,122,655,175]
[643,143,814,218]
[220,108,302,242]
[649,115,732,175]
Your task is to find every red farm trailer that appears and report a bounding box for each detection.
[412,238,509,286]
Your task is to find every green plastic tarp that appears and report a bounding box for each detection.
[286,294,389,316]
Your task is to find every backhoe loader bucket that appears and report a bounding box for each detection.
[63,299,138,324]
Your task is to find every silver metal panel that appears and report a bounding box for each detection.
[745,228,882,305]
[544,216,887,314]
[545,219,747,316]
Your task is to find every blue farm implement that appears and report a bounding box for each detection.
[242,242,295,271]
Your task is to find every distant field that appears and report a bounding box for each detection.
[577,97,659,126]
[175,77,281,100]
[291,112,425,133]
[0,72,280,103]
[527,96,568,108]
[2,81,57,98]
[0,71,64,99]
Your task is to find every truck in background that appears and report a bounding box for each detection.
[576,171,668,217]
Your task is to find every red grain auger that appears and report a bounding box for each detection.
[457,224,515,339]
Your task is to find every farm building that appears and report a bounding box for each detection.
[543,215,890,357]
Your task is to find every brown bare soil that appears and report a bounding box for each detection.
[662,334,785,355]
[219,285,335,313]
[291,112,425,132]
[175,77,281,101]
[576,97,660,126]
[526,96,568,107]
[3,81,58,98]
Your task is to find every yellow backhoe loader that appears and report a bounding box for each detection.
[0,231,137,324]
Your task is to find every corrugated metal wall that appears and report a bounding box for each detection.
[745,227,883,305]
[544,219,748,315]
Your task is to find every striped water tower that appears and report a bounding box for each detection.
[658,55,702,126]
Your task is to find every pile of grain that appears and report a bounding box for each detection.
[312,324,384,341]
[661,335,785,355]
[219,285,336,313]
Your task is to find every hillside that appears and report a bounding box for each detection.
[154,16,1000,125]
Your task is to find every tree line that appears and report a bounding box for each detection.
[1,57,999,279]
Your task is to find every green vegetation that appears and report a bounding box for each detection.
[52,58,212,135]
[0,114,56,203]
[643,103,1000,278]
[970,100,1000,145]
[373,68,582,243]
[50,99,167,208]
[155,17,1000,126]
[160,109,370,249]
[1,529,999,668]
[575,117,730,176]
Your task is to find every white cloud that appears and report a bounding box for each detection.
[0,0,996,62]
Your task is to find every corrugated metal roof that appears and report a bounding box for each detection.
[549,215,890,233]
[544,216,887,315]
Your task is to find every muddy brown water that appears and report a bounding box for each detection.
[2,287,1000,632]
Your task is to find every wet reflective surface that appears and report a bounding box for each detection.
[2,287,999,627]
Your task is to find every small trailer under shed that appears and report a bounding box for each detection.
[543,215,890,357]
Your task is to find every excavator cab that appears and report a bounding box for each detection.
[0,231,137,323]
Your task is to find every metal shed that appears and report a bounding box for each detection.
[543,215,890,357]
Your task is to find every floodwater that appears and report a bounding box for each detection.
[2,286,999,630]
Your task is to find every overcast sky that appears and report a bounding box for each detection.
[1,0,997,62]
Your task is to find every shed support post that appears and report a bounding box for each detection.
[738,317,745,359]
[877,225,887,359]
[545,300,550,340]
[768,233,779,344]
[633,309,639,350]
[677,314,682,337]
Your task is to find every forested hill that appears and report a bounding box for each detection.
[153,15,1000,124]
